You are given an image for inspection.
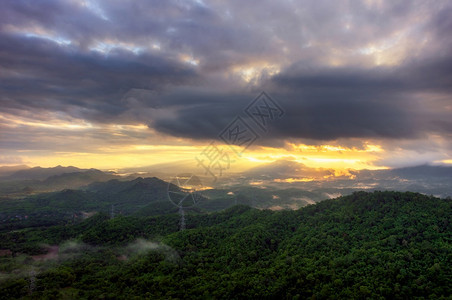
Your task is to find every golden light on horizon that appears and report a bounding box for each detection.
[13,140,388,173]
[274,178,315,183]
[1,111,390,174]
[4,122,391,173]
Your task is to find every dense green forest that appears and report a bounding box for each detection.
[0,191,451,299]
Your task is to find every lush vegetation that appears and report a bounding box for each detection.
[0,191,450,299]
[0,177,183,229]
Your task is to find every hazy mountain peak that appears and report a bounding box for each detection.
[245,159,334,179]
[4,165,88,181]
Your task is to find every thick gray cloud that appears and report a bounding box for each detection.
[151,55,452,142]
[0,0,451,150]
[0,32,198,120]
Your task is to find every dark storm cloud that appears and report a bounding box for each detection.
[1,0,452,145]
[152,54,452,142]
[152,93,421,142]
[0,32,198,121]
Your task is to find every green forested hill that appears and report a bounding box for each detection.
[0,191,451,299]
[0,177,182,230]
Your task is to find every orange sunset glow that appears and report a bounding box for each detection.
[0,0,451,179]
[1,1,452,298]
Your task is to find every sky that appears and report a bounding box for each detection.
[1,0,452,175]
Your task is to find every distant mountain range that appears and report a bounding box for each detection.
[235,160,452,198]
[0,165,30,177]
[0,162,451,228]
[0,166,119,197]
[243,159,336,180]
[0,165,110,181]
[387,164,452,179]
[244,159,452,181]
